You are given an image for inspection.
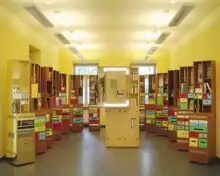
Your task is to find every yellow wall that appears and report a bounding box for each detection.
[170,13,220,157]
[0,6,76,158]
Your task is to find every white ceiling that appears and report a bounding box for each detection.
[3,0,220,61]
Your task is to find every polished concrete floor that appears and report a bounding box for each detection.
[1,128,220,176]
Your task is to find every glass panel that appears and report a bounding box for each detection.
[75,66,97,75]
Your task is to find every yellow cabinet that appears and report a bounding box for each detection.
[105,107,140,147]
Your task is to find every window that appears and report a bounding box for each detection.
[74,65,97,75]
[138,66,155,75]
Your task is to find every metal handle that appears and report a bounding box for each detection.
[131,118,134,137]
[131,118,134,128]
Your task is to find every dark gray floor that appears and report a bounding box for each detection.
[1,129,220,176]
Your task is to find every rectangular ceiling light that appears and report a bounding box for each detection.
[24,5,53,28]
[144,56,150,60]
[69,47,85,61]
[169,4,195,27]
[155,32,170,44]
[55,33,70,44]
[148,47,158,55]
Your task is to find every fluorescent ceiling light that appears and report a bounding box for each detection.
[134,43,161,49]
[150,11,174,27]
[145,31,161,41]
[133,31,161,42]
[63,31,92,41]
[47,11,85,27]
[103,67,129,75]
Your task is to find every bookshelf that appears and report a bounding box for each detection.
[59,73,67,105]
[176,66,194,151]
[71,105,84,132]
[145,74,157,133]
[70,75,84,132]
[89,75,100,130]
[52,108,62,140]
[61,105,71,134]
[89,75,99,105]
[89,105,100,131]
[189,60,216,164]
[167,70,179,142]
[30,63,42,112]
[155,73,168,136]
[41,67,53,108]
[34,111,46,154]
[52,70,60,108]
[139,75,146,131]
[130,68,139,107]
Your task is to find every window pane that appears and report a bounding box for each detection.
[75,66,97,75]
[138,66,155,75]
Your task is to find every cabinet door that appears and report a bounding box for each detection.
[105,107,140,147]
[123,107,140,147]
[17,132,35,165]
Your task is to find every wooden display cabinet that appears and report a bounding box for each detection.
[52,70,60,108]
[69,75,84,132]
[130,68,139,107]
[89,75,99,105]
[71,105,84,132]
[34,111,47,154]
[52,108,62,140]
[41,67,53,108]
[69,75,83,105]
[89,105,100,131]
[167,70,179,142]
[189,60,216,164]
[59,73,67,105]
[155,73,168,136]
[30,63,42,112]
[61,105,71,134]
[139,76,146,131]
[176,66,194,151]
[145,74,157,133]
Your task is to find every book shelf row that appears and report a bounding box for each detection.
[142,60,215,164]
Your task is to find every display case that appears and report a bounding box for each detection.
[130,68,139,107]
[69,75,83,105]
[155,73,168,136]
[145,74,157,133]
[52,108,62,140]
[89,105,100,131]
[44,109,53,149]
[189,60,216,164]
[176,66,194,151]
[61,105,71,134]
[89,75,99,105]
[52,70,60,108]
[167,70,179,142]
[41,67,53,108]
[30,64,42,111]
[34,112,46,154]
[139,76,146,131]
[71,105,84,132]
[59,73,67,105]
